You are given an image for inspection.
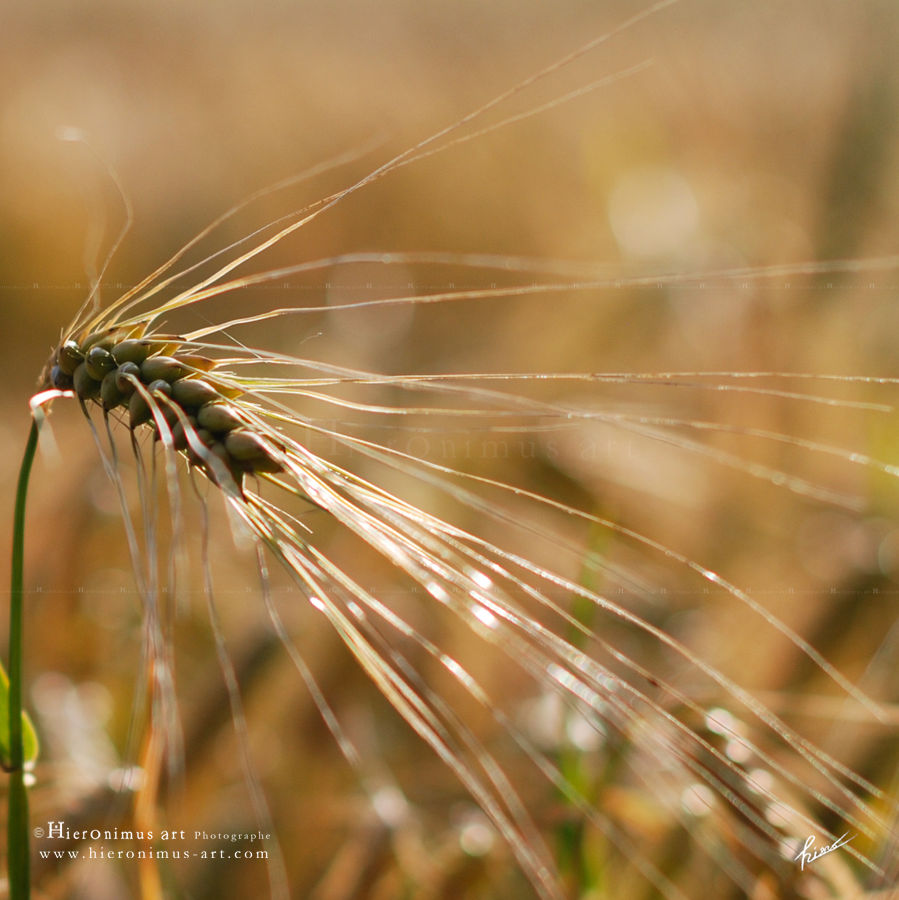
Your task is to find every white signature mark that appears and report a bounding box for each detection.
[794,832,853,870]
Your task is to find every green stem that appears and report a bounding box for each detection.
[8,418,38,899]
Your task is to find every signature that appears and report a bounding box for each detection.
[794,832,854,870]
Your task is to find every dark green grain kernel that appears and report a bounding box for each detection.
[73,362,101,399]
[100,371,126,410]
[112,339,153,366]
[224,430,269,461]
[128,382,169,428]
[197,402,242,433]
[85,346,116,380]
[172,378,220,409]
[50,365,74,390]
[141,356,187,383]
[147,378,173,398]
[57,340,84,375]
[128,391,151,428]
[114,362,141,394]
[225,430,283,474]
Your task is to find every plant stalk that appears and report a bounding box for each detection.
[8,418,38,899]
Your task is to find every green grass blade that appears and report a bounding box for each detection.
[7,418,41,899]
[0,662,39,770]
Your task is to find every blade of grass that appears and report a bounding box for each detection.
[7,418,40,900]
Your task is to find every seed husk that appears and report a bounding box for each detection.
[224,430,283,474]
[197,402,243,433]
[128,391,151,428]
[224,429,269,460]
[51,365,74,390]
[85,346,116,381]
[147,379,173,396]
[57,340,84,375]
[141,356,188,383]
[172,378,220,409]
[161,405,181,427]
[112,339,154,366]
[100,371,126,410]
[73,362,101,400]
[114,362,142,394]
[128,381,170,428]
[175,354,216,373]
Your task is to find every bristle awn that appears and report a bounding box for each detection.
[257,536,567,900]
[237,433,865,890]
[77,139,389,338]
[253,541,364,772]
[263,386,893,505]
[224,353,878,510]
[328,429,889,796]
[52,128,136,339]
[259,360,888,690]
[78,387,187,893]
[125,250,899,339]
[125,410,186,801]
[188,477,290,900]
[222,398,878,882]
[225,482,577,896]
[231,371,896,876]
[248,488,697,896]
[422,528,886,876]
[82,2,682,336]
[287,443,886,839]
[232,371,884,717]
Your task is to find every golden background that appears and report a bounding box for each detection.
[1,1,899,897]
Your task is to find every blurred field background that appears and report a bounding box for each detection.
[2,1,899,898]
